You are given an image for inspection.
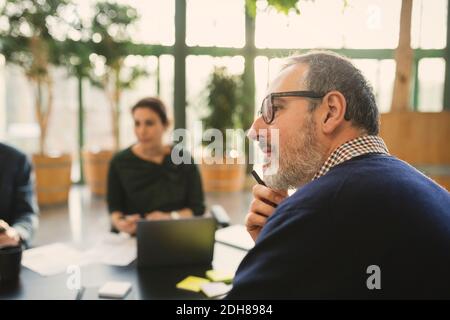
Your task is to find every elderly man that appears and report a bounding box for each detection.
[0,143,38,249]
[227,51,450,299]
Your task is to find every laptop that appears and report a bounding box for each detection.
[137,217,217,267]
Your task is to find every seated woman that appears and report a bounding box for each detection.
[107,97,205,235]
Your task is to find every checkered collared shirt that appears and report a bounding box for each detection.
[312,135,389,181]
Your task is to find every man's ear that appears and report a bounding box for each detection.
[319,91,347,134]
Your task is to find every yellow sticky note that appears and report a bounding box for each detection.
[206,270,234,283]
[176,276,210,292]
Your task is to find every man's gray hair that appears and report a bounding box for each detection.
[285,51,379,135]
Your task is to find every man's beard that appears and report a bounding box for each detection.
[264,115,325,190]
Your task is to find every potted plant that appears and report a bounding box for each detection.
[199,67,246,192]
[82,1,147,196]
[0,0,77,206]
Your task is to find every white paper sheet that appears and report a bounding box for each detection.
[83,233,137,266]
[21,243,88,276]
[24,229,250,277]
[212,242,247,274]
[200,282,233,298]
[215,225,255,251]
[22,233,137,276]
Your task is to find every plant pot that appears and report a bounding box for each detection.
[380,111,450,190]
[82,149,113,196]
[200,158,246,192]
[32,153,72,206]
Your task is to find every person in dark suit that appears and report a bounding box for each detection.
[0,143,38,248]
[227,51,450,299]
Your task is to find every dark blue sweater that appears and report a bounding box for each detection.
[227,154,450,299]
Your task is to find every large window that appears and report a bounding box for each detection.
[118,0,175,45]
[418,58,446,112]
[186,0,245,48]
[352,59,396,113]
[76,0,176,45]
[4,64,43,154]
[412,0,447,49]
[255,0,402,49]
[120,55,174,148]
[0,0,448,182]
[186,55,245,138]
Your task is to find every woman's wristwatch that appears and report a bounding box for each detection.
[170,211,180,220]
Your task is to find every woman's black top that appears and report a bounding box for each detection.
[107,146,205,217]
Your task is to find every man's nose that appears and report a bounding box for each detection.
[247,117,267,142]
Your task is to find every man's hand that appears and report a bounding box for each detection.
[145,211,171,221]
[112,213,140,235]
[246,185,288,242]
[0,220,21,248]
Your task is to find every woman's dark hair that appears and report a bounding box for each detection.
[131,97,169,126]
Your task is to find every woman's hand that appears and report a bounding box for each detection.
[245,185,288,242]
[145,211,171,221]
[111,213,140,235]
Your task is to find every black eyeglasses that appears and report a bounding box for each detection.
[258,91,326,124]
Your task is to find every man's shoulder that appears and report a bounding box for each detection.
[0,143,28,162]
[302,153,442,193]
[328,153,449,199]
[319,153,409,184]
[278,153,449,215]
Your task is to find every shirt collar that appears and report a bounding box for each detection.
[312,135,389,181]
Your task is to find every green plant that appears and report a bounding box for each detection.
[0,0,78,155]
[87,1,147,151]
[246,0,301,16]
[245,0,348,16]
[202,66,243,153]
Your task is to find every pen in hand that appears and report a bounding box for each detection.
[251,170,267,187]
[251,170,287,208]
[247,170,286,241]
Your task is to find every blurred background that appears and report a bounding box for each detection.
[0,0,449,245]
